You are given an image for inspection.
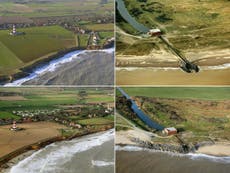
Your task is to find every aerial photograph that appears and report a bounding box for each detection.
[116,87,230,173]
[0,0,114,86]
[116,0,230,85]
[0,87,114,173]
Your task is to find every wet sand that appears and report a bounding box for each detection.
[116,68,230,85]
[197,144,230,156]
[0,122,65,158]
[116,149,230,173]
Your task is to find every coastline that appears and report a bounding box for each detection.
[0,44,114,85]
[115,130,230,157]
[0,126,114,172]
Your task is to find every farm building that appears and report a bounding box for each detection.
[148,28,162,36]
[162,127,177,135]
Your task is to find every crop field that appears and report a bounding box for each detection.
[84,23,114,31]
[119,87,230,100]
[78,34,90,47]
[0,0,114,17]
[77,117,114,125]
[0,87,114,120]
[0,25,75,75]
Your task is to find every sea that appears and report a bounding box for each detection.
[9,130,114,173]
[116,145,230,173]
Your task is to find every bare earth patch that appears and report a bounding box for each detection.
[0,122,66,158]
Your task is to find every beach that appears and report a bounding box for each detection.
[116,68,230,85]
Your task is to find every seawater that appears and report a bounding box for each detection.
[116,145,230,173]
[10,130,114,173]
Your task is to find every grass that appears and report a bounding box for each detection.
[84,23,114,31]
[0,42,22,70]
[119,87,230,100]
[78,34,89,47]
[0,0,114,17]
[0,87,113,117]
[78,117,114,125]
[116,0,230,53]
[0,111,20,120]
[0,25,75,75]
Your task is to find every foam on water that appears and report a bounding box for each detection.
[4,48,114,86]
[116,63,230,72]
[201,63,230,70]
[116,67,179,71]
[10,129,114,173]
[91,160,114,167]
[116,145,230,164]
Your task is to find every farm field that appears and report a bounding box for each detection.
[0,25,75,75]
[0,0,114,17]
[120,87,230,100]
[84,23,114,31]
[0,87,114,122]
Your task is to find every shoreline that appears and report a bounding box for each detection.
[116,142,230,158]
[115,130,230,157]
[0,127,113,172]
[0,44,114,85]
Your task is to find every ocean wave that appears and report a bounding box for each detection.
[116,145,230,164]
[10,129,114,173]
[91,160,114,167]
[4,48,114,86]
[201,63,230,70]
[116,63,230,72]
[116,67,179,71]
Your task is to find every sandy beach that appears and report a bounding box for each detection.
[116,68,230,85]
[0,122,65,158]
[197,144,230,157]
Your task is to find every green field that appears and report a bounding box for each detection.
[0,111,20,120]
[0,0,114,17]
[0,88,113,112]
[78,34,90,47]
[0,25,75,75]
[84,23,114,31]
[78,117,114,125]
[119,87,230,100]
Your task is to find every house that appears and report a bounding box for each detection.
[162,127,177,135]
[148,28,162,37]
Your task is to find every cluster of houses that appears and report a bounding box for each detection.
[1,102,114,131]
[12,109,61,118]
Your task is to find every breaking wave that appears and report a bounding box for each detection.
[5,48,114,86]
[116,145,230,164]
[10,129,114,173]
[91,160,114,167]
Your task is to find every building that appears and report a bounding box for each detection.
[9,25,25,36]
[10,121,18,131]
[162,127,177,135]
[148,28,162,37]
